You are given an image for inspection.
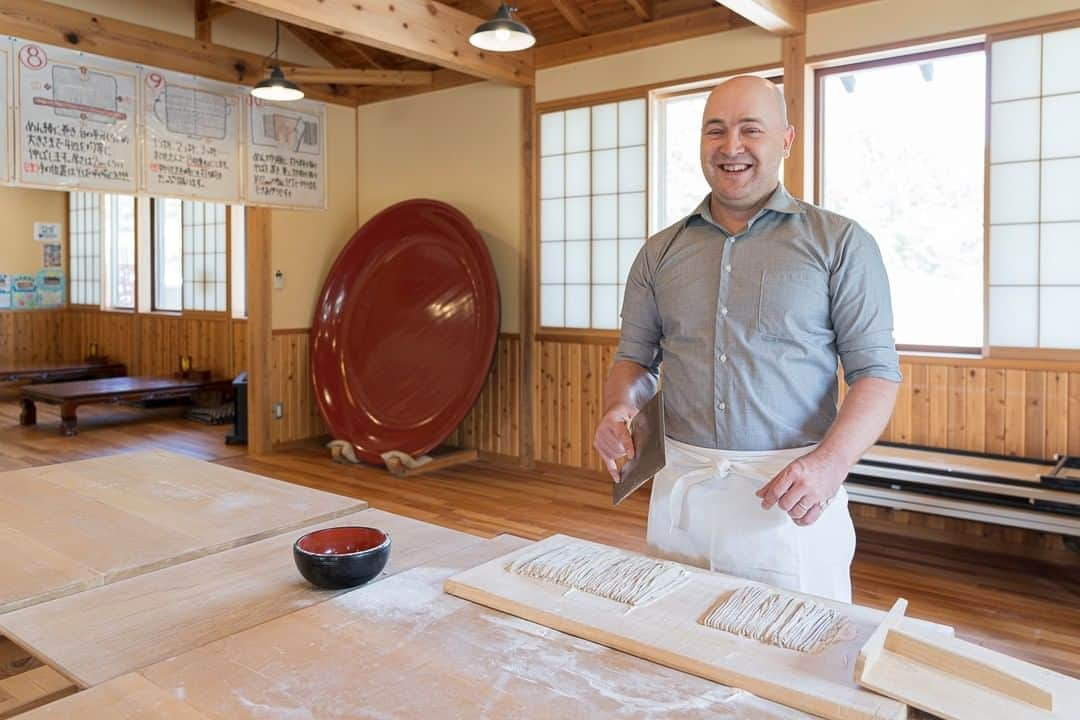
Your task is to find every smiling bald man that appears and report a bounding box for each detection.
[593,76,902,602]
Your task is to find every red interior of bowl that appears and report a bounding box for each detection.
[297,527,387,555]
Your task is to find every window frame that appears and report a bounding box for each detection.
[66,190,103,308]
[149,198,232,316]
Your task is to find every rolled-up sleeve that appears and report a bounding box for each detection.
[615,245,662,376]
[829,223,902,386]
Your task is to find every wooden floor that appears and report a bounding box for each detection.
[1,389,1077,679]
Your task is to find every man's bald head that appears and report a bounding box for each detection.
[699,75,795,216]
[704,75,788,129]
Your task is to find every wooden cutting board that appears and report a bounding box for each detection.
[27,535,822,719]
[0,450,366,614]
[444,534,926,720]
[0,509,485,688]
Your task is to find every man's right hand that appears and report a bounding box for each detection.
[593,403,638,482]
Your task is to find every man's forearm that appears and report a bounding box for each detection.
[816,377,899,469]
[603,360,658,414]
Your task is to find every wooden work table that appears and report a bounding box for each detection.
[0,449,366,614]
[14,535,821,720]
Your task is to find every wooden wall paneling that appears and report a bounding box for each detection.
[892,362,912,444]
[1044,372,1068,459]
[232,319,247,376]
[928,365,948,448]
[985,368,1006,454]
[964,367,986,453]
[1069,372,1080,456]
[946,366,965,449]
[909,363,929,446]
[1023,370,1045,459]
[1004,369,1026,457]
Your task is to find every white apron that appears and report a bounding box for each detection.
[646,436,856,602]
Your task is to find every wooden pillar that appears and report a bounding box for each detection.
[782,33,807,199]
[246,207,273,455]
[519,86,536,468]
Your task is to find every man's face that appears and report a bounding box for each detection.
[700,79,795,211]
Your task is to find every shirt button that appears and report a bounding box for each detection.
[718,401,727,412]
[720,354,727,363]
[725,264,732,273]
[721,307,728,316]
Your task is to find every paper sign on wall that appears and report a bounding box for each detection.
[35,268,64,308]
[34,221,61,242]
[0,275,10,309]
[15,40,138,192]
[245,96,325,209]
[141,67,243,202]
[11,274,36,308]
[42,243,62,267]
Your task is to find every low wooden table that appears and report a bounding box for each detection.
[0,359,125,384]
[18,376,231,436]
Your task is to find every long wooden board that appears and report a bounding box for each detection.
[0,509,483,688]
[28,536,821,719]
[13,673,211,719]
[444,534,912,720]
[0,450,366,614]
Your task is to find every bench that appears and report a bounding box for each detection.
[0,358,126,384]
[18,375,232,436]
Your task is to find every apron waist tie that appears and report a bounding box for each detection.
[669,457,732,531]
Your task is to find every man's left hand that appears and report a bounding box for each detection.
[755,449,848,526]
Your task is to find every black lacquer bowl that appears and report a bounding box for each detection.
[293,526,391,589]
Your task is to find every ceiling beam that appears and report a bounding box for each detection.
[354,68,481,105]
[624,0,653,21]
[217,0,533,86]
[280,67,433,86]
[715,0,805,34]
[534,7,735,68]
[0,0,356,105]
[207,2,236,21]
[286,23,385,70]
[550,0,590,35]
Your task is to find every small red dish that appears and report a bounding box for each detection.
[293,526,391,589]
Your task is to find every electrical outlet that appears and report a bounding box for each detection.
[272,402,284,419]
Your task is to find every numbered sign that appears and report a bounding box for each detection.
[140,67,244,203]
[245,95,326,209]
[14,40,138,192]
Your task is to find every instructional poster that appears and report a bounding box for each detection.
[141,67,243,202]
[245,96,325,209]
[15,39,137,192]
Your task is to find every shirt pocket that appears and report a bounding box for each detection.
[757,268,829,341]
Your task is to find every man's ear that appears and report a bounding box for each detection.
[783,125,796,158]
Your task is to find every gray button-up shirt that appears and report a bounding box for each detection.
[615,185,901,451]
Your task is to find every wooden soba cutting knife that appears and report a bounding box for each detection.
[612,391,666,506]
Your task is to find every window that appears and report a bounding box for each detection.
[68,191,101,306]
[153,198,228,313]
[654,90,711,231]
[818,47,986,350]
[153,198,183,311]
[182,201,227,312]
[103,195,135,309]
[539,99,647,329]
[987,26,1080,350]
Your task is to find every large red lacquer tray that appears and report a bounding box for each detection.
[310,199,499,464]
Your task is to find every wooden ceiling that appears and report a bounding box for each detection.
[233,0,869,75]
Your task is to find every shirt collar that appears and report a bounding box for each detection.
[687,184,806,231]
